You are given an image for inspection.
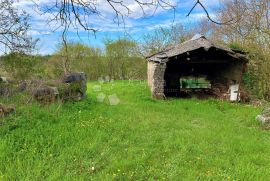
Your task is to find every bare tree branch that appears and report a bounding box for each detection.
[32,0,176,35]
[187,0,238,25]
[0,0,37,54]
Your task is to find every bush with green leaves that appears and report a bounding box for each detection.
[1,53,46,80]
[46,40,146,81]
[105,39,146,80]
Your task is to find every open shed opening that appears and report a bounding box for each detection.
[163,47,244,99]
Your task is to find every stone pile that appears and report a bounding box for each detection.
[32,72,87,103]
[61,72,87,100]
[33,86,59,104]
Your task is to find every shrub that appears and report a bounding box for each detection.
[1,53,46,80]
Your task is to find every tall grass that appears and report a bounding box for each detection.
[0,81,269,180]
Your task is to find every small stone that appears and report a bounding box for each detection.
[98,77,104,84]
[97,93,106,103]
[105,76,110,82]
[256,108,270,129]
[108,94,120,105]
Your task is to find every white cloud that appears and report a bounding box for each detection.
[188,12,216,20]
[15,0,176,31]
[11,0,220,54]
[28,30,52,36]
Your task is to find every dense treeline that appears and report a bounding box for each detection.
[0,39,147,81]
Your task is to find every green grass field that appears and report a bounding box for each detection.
[1,81,270,180]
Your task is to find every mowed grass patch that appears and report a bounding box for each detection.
[0,80,269,180]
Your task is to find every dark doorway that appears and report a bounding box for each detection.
[164,55,233,98]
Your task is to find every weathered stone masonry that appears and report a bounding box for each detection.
[148,61,167,99]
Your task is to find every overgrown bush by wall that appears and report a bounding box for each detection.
[247,51,270,100]
[1,53,47,80]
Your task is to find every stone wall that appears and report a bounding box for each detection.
[147,61,167,99]
[147,61,154,88]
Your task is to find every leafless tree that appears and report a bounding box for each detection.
[214,0,270,47]
[0,0,37,54]
[142,23,193,55]
[33,0,176,35]
[187,0,238,25]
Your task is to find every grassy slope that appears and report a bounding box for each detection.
[0,81,269,180]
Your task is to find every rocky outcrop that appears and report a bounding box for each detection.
[1,72,87,104]
[33,87,59,103]
[61,72,87,100]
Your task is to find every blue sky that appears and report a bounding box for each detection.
[15,0,222,55]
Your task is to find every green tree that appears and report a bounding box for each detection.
[105,39,146,80]
[2,53,44,80]
[46,43,104,80]
[213,0,270,99]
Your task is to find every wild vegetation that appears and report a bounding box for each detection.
[1,81,270,180]
[1,39,146,81]
[0,0,270,180]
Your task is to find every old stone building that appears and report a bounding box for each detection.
[147,34,248,101]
